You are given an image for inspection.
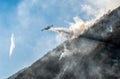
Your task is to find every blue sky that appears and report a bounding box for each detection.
[0,0,119,79]
[0,0,85,78]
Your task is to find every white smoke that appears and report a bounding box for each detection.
[57,0,120,60]
[82,0,120,19]
[9,33,15,57]
[49,16,91,40]
[49,0,120,41]
[69,16,93,38]
[59,44,72,60]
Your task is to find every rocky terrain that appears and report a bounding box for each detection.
[8,6,120,79]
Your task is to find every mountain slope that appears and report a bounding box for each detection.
[8,7,120,79]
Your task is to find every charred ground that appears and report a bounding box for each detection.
[8,7,120,79]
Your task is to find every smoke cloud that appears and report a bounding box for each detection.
[49,0,120,40]
[82,0,120,19]
[56,0,120,59]
[49,16,91,40]
[9,33,15,57]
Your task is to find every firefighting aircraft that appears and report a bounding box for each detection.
[41,25,74,39]
[41,25,53,31]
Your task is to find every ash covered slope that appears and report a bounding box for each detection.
[8,7,120,79]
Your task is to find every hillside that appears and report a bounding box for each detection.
[8,7,120,79]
